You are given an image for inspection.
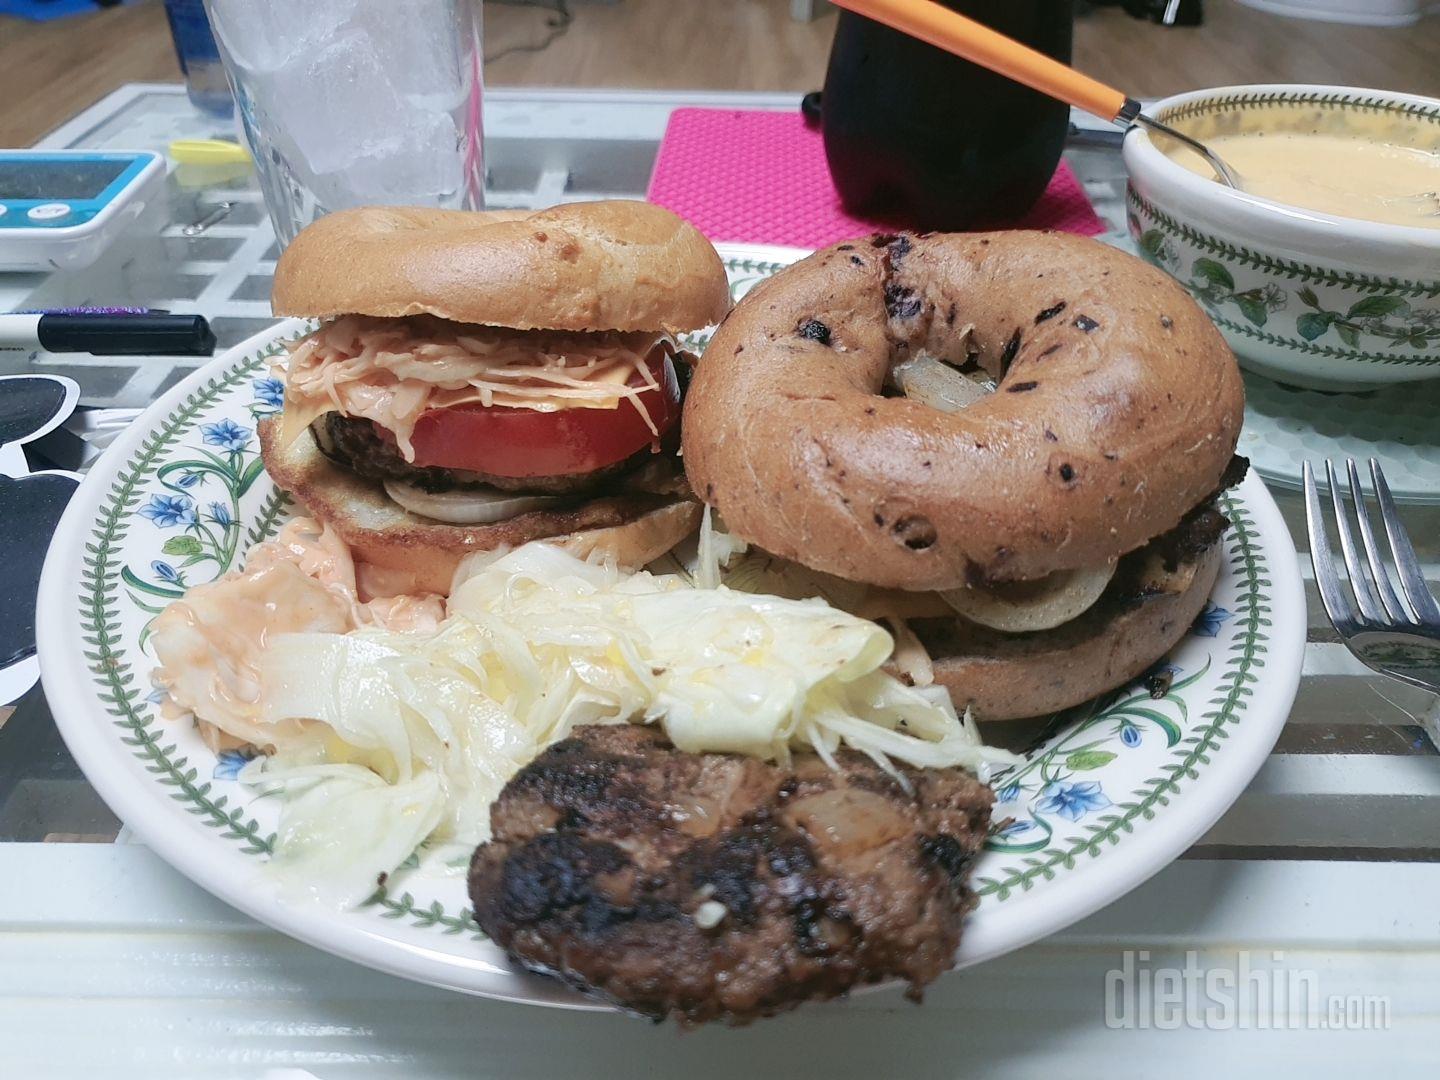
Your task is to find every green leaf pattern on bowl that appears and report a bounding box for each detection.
[1128,191,1440,368]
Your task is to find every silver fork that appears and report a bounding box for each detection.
[1304,458,1440,695]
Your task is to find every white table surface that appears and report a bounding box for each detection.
[3,845,1436,1078]
[2,84,1438,1076]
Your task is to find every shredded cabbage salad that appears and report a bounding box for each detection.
[152,519,1013,909]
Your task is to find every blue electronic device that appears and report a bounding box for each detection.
[0,149,167,271]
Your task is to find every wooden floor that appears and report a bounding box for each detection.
[484,0,1440,98]
[0,0,179,146]
[2,0,1438,146]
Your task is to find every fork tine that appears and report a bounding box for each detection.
[1304,461,1358,629]
[1346,458,1408,622]
[1370,459,1440,624]
[1326,460,1385,622]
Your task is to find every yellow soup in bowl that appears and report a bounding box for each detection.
[1160,102,1440,230]
[1124,86,1440,390]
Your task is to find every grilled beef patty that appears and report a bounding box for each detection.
[316,412,674,496]
[469,724,994,1025]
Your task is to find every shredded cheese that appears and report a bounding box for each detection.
[278,315,671,460]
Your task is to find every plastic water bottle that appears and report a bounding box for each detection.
[162,0,235,120]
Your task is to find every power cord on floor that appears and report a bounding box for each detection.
[485,0,577,64]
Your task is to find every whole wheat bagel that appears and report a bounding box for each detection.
[683,231,1244,592]
[272,202,730,333]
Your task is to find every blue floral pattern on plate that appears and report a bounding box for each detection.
[251,377,285,413]
[121,416,269,629]
[138,493,197,528]
[1034,780,1113,822]
[985,660,1210,855]
[201,418,251,453]
[213,748,255,781]
[1191,601,1234,638]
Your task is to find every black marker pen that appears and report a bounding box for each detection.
[0,313,217,356]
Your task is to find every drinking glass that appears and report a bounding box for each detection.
[203,0,485,247]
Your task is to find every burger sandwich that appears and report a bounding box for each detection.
[260,201,730,596]
[682,230,1249,721]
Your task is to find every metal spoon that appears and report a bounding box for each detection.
[1121,104,1244,189]
[832,0,1245,190]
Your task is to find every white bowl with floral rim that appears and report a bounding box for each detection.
[1122,84,1440,391]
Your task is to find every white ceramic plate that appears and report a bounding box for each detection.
[38,243,1305,1006]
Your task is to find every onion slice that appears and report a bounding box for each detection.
[940,563,1117,633]
[890,353,994,413]
[893,353,1109,631]
[383,480,562,525]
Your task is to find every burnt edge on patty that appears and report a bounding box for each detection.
[1141,453,1247,579]
[468,724,995,1025]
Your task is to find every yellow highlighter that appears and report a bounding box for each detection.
[169,139,252,166]
[168,139,253,189]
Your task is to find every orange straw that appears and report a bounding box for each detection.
[831,0,1132,123]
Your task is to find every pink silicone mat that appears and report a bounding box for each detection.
[647,108,1105,248]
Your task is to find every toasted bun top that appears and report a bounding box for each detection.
[271,201,730,333]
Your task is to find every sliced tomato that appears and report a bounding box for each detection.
[402,352,681,478]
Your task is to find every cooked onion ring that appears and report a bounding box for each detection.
[939,563,1116,633]
[382,481,563,525]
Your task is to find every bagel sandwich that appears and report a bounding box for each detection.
[683,230,1248,721]
[260,201,730,596]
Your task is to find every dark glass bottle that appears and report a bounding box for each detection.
[821,0,1075,230]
